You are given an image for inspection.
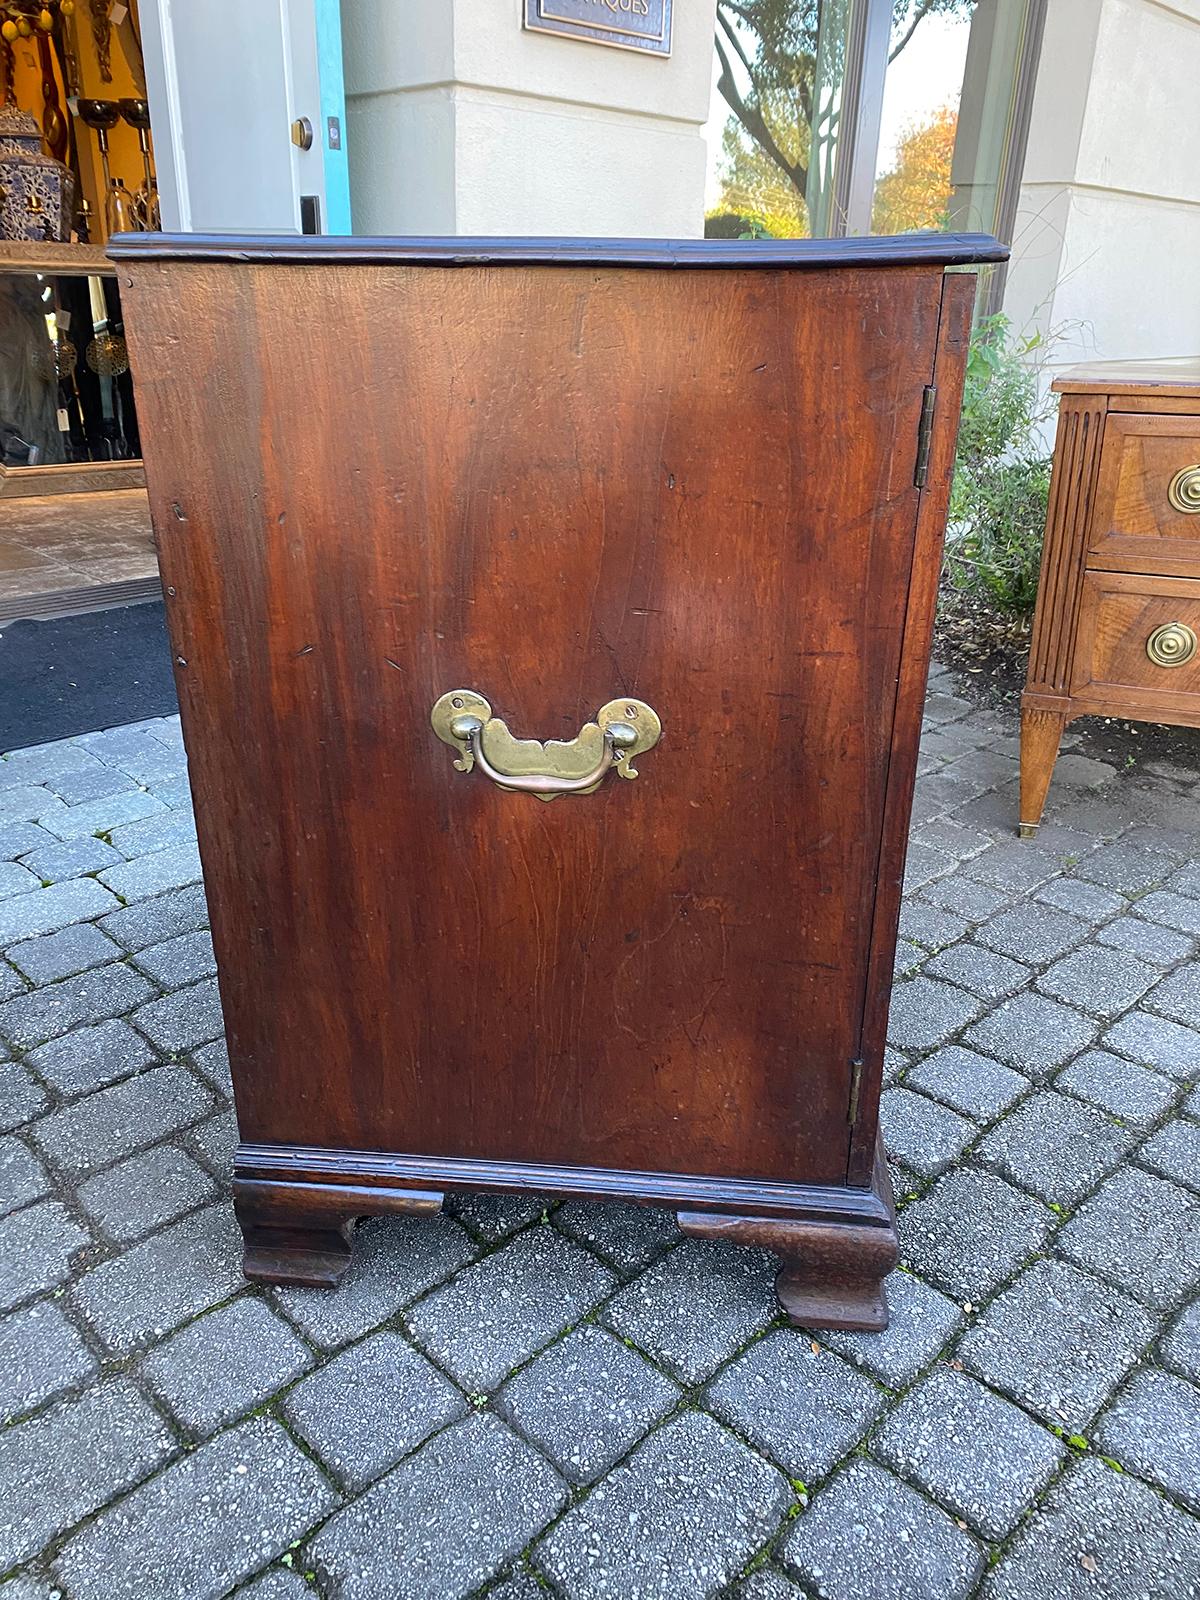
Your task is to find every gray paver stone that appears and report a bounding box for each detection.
[142,1295,311,1434]
[1162,1299,1200,1382]
[26,1016,158,1096]
[0,1300,96,1421]
[921,872,1012,921]
[1038,944,1157,1017]
[233,1571,313,1600]
[5,922,122,985]
[975,1089,1136,1205]
[53,1416,337,1600]
[0,1379,173,1569]
[285,1329,466,1488]
[312,1412,567,1600]
[872,1365,1065,1538]
[444,1189,545,1243]
[816,1267,963,1387]
[0,1200,90,1311]
[97,841,203,904]
[107,807,197,860]
[185,1107,239,1180]
[879,1087,976,1179]
[98,882,209,952]
[965,991,1097,1078]
[602,1238,777,1384]
[733,1573,809,1600]
[274,1213,476,1349]
[897,898,969,950]
[132,929,216,989]
[1075,841,1174,893]
[0,959,24,1002]
[1058,1164,1200,1310]
[0,1134,49,1213]
[494,1321,678,1484]
[536,1410,790,1600]
[32,1064,213,1175]
[191,1037,231,1095]
[1098,913,1194,967]
[408,1223,614,1390]
[78,1142,216,1241]
[886,977,983,1050]
[132,977,225,1052]
[1136,889,1200,936]
[707,1329,884,1480]
[1148,965,1200,1031]
[1055,1049,1179,1131]
[983,1456,1200,1600]
[1138,1118,1200,1193]
[1094,1367,1200,1512]
[899,1167,1051,1301]
[958,1257,1158,1428]
[1103,1009,1200,1082]
[0,1059,47,1131]
[923,941,1031,999]
[554,1198,679,1271]
[0,862,40,899]
[902,1044,1030,1120]
[71,1202,244,1352]
[0,878,119,947]
[0,820,53,860]
[783,1458,983,1600]
[975,902,1089,964]
[18,835,122,886]
[1035,876,1125,921]
[0,962,155,1050]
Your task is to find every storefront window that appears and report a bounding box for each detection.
[703,0,1042,247]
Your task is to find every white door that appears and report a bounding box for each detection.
[139,0,351,234]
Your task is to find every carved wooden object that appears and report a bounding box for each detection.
[112,231,1002,1331]
[1021,361,1200,835]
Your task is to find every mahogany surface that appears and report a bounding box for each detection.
[112,232,995,1328]
[1021,364,1200,835]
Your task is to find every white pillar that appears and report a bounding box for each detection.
[339,0,717,236]
[1004,0,1200,372]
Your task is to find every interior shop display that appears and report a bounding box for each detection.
[114,229,1005,1332]
[0,103,73,238]
[1021,360,1200,833]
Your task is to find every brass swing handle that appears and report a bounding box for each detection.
[430,690,662,801]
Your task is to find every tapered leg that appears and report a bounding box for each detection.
[677,1143,899,1332]
[1019,706,1066,838]
[233,1178,444,1288]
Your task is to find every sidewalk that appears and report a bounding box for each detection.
[1,665,1198,1599]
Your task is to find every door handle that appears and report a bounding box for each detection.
[430,690,661,801]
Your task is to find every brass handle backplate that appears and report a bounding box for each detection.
[1167,464,1200,514]
[430,690,661,801]
[1146,622,1197,668]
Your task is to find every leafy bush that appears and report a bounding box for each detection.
[945,313,1055,619]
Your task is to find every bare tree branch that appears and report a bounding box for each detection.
[714,22,808,198]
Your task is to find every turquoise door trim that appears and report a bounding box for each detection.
[314,0,352,233]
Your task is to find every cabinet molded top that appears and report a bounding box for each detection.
[107,230,1008,271]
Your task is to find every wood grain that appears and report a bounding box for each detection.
[1088,413,1200,577]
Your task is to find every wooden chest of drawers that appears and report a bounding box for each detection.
[112,231,1002,1331]
[1021,362,1200,834]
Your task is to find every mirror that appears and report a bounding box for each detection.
[0,242,144,497]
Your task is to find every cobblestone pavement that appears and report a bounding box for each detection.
[2,665,1200,1600]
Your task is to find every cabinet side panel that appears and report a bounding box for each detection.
[848,270,977,1186]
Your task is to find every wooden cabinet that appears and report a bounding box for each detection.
[1021,362,1200,836]
[112,231,1002,1331]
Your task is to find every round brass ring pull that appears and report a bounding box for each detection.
[431,690,662,801]
[1146,621,1197,668]
[1167,464,1200,514]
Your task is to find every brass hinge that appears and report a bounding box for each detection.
[914,384,937,488]
[848,1059,865,1125]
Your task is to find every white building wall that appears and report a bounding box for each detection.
[1005,0,1200,375]
[339,0,716,236]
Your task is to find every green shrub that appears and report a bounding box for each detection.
[945,313,1055,619]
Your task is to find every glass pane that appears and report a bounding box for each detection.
[703,0,857,239]
[871,0,1031,236]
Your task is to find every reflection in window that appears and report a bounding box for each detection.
[702,0,1037,245]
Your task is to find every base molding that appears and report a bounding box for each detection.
[231,1139,899,1329]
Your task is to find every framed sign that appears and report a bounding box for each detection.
[523,0,673,56]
